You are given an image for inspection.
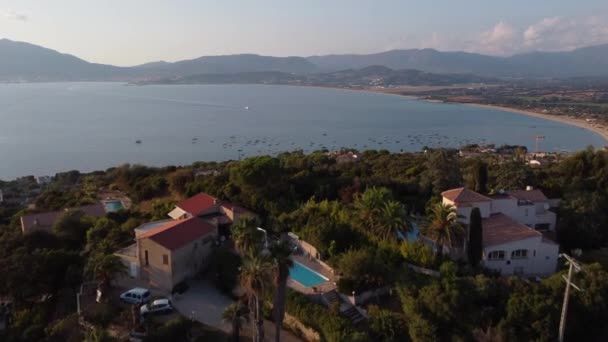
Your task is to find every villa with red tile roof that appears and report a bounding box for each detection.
[115,193,255,290]
[441,186,559,276]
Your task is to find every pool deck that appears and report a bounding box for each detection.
[288,254,337,294]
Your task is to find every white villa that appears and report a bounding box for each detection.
[441,187,559,276]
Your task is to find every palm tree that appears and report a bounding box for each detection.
[354,187,392,228]
[377,200,409,240]
[86,253,128,295]
[421,203,465,263]
[222,302,249,342]
[232,217,264,255]
[240,254,273,342]
[269,240,294,342]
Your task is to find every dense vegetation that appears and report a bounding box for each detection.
[1,147,608,340]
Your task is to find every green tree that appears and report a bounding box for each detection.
[354,187,392,229]
[467,207,483,267]
[423,150,462,195]
[377,200,409,241]
[473,160,488,193]
[368,305,407,342]
[232,217,264,255]
[222,302,249,342]
[422,203,465,264]
[168,169,194,195]
[86,254,127,297]
[240,254,273,342]
[269,239,294,342]
[53,210,94,248]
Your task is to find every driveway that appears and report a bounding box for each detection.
[172,280,233,332]
[174,280,302,342]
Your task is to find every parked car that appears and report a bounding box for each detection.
[120,288,151,305]
[140,298,173,317]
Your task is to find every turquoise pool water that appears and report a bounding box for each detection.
[289,262,329,287]
[104,200,124,212]
[396,222,420,242]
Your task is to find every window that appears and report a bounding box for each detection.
[535,223,550,231]
[488,250,505,260]
[144,250,149,266]
[162,254,169,265]
[511,249,528,259]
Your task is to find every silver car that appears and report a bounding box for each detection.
[140,298,173,317]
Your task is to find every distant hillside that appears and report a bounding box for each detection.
[152,54,318,75]
[307,45,608,77]
[141,65,498,87]
[0,39,135,81]
[3,38,608,81]
[307,49,509,75]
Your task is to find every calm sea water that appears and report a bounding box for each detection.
[0,82,604,180]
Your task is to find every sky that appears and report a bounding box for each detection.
[1,0,608,66]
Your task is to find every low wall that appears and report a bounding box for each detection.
[340,286,391,306]
[296,239,334,275]
[284,312,320,342]
[407,263,440,278]
[299,240,321,259]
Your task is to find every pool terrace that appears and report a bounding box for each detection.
[287,254,336,294]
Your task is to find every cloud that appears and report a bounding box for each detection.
[1,9,27,21]
[476,21,519,55]
[397,13,608,56]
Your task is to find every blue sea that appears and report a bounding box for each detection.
[0,82,604,180]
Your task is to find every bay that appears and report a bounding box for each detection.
[0,82,604,180]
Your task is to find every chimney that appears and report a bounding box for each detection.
[526,185,533,191]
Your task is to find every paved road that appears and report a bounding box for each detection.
[173,280,302,342]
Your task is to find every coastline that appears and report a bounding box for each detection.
[460,103,608,144]
[357,87,608,145]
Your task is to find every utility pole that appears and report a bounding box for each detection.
[558,253,583,342]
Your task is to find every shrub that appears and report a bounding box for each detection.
[207,248,242,295]
[286,290,358,342]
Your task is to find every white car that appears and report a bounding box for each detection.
[120,288,151,305]
[140,298,173,317]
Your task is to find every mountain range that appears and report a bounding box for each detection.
[143,65,498,87]
[2,38,608,82]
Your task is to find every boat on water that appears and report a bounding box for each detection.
[244,106,249,110]
[135,140,142,144]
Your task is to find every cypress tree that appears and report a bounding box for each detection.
[474,161,488,194]
[468,207,483,267]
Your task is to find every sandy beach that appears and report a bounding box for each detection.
[464,103,608,144]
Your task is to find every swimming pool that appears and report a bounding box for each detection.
[289,262,329,287]
[396,222,421,242]
[104,200,124,212]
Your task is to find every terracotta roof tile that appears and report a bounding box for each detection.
[507,189,548,202]
[176,193,218,216]
[138,216,216,251]
[441,188,492,204]
[482,213,541,247]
